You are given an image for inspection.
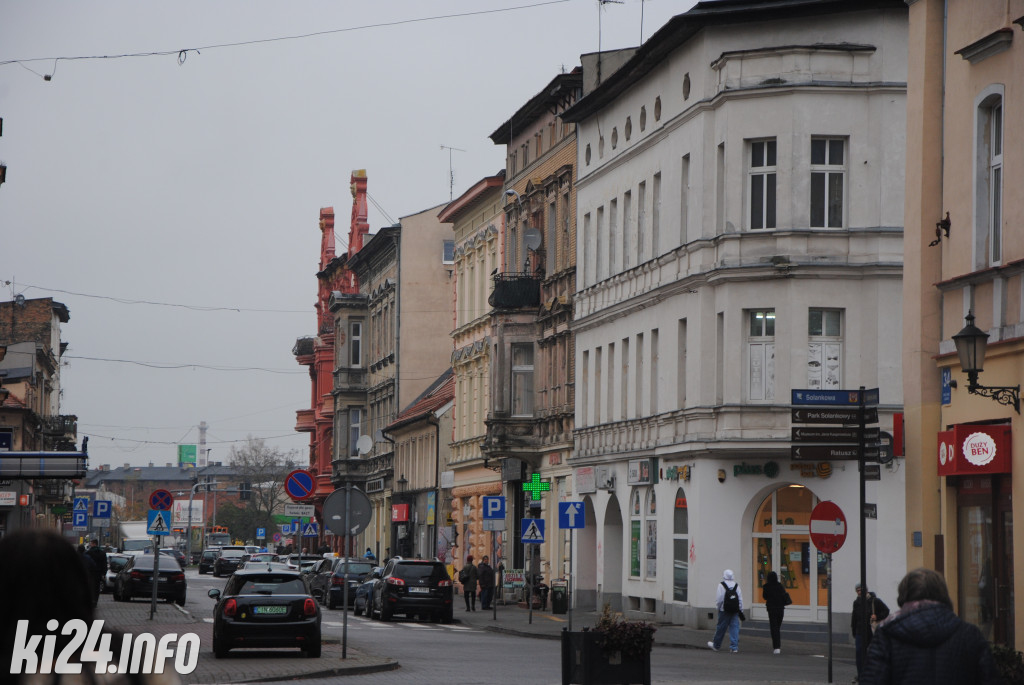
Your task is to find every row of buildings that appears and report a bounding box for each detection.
[293,0,1023,644]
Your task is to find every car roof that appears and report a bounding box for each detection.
[232,566,304,577]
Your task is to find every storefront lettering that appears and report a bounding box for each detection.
[789,462,833,479]
[664,465,691,482]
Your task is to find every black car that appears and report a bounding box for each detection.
[113,554,187,605]
[353,567,382,616]
[213,549,247,577]
[161,547,188,568]
[198,549,221,574]
[371,557,453,623]
[322,559,375,609]
[207,568,321,658]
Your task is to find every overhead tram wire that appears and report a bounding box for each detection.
[65,355,306,374]
[12,282,307,314]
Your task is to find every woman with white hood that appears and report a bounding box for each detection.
[708,569,743,653]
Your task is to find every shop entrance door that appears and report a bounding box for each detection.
[957,475,1013,646]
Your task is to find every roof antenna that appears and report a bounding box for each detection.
[440,144,465,201]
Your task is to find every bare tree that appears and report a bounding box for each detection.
[228,436,297,531]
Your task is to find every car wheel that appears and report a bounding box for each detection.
[441,608,453,625]
[353,598,363,616]
[213,637,228,659]
[380,604,392,622]
[326,592,336,610]
[175,595,186,607]
[305,641,321,658]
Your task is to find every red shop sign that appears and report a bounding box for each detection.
[391,504,410,522]
[937,424,1012,477]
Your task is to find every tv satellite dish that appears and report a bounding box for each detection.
[13,293,26,308]
[524,227,542,251]
[356,435,373,455]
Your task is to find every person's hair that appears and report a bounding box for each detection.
[765,571,778,584]
[466,555,474,563]
[897,567,952,608]
[0,530,95,659]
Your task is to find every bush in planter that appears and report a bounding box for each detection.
[592,603,657,660]
[993,644,1024,685]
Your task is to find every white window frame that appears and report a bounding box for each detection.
[974,87,1004,268]
[350,321,362,367]
[810,137,846,228]
[349,407,363,456]
[748,309,776,401]
[748,138,777,230]
[511,343,535,417]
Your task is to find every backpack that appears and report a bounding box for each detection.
[458,568,468,583]
[721,581,740,613]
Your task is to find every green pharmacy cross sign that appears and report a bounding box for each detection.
[522,473,551,501]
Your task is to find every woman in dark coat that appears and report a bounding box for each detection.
[861,568,995,685]
[761,571,788,654]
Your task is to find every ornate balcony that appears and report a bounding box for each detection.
[295,409,315,432]
[489,272,541,309]
[334,367,368,393]
[40,415,77,439]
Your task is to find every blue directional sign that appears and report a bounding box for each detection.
[93,500,112,518]
[282,523,293,535]
[482,496,506,520]
[256,527,266,539]
[941,368,952,405]
[521,518,545,544]
[147,509,171,536]
[302,522,319,537]
[558,501,586,529]
[72,511,88,530]
[791,388,879,406]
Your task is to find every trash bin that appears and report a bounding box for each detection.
[550,581,568,614]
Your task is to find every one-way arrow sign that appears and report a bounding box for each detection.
[558,502,585,529]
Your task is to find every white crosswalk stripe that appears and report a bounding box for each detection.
[323,619,473,632]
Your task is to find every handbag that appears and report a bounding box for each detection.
[869,599,878,633]
[783,591,793,606]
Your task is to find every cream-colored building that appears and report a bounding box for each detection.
[903,0,1024,648]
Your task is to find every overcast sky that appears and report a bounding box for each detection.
[1,0,694,470]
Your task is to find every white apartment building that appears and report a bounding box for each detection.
[563,0,908,630]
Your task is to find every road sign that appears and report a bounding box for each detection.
[72,510,88,531]
[791,445,863,461]
[521,518,545,543]
[284,503,315,518]
[483,519,507,532]
[863,464,881,481]
[256,527,266,539]
[791,388,879,406]
[322,486,373,537]
[863,503,878,519]
[94,517,110,528]
[558,502,586,529]
[809,501,847,554]
[272,532,282,543]
[282,523,293,535]
[74,497,88,512]
[791,407,878,424]
[302,522,319,537]
[482,496,506,520]
[147,509,171,536]
[791,427,880,443]
[93,500,112,518]
[149,489,174,511]
[285,469,316,501]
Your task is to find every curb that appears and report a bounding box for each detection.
[238,659,402,682]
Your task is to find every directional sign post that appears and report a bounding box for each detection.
[558,502,585,632]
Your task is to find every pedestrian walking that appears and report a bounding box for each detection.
[0,530,182,685]
[861,568,995,685]
[707,569,743,653]
[77,544,99,607]
[478,555,495,610]
[852,582,890,681]
[87,538,108,600]
[761,571,789,654]
[458,555,479,611]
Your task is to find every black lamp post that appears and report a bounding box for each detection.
[951,311,1020,413]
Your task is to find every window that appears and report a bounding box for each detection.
[650,328,659,414]
[645,491,657,578]
[976,92,1003,267]
[622,190,632,270]
[607,342,616,422]
[680,155,690,244]
[807,309,842,390]
[596,205,605,281]
[748,310,776,401]
[443,239,455,264]
[630,490,642,577]
[673,488,689,601]
[749,139,777,229]
[349,408,363,456]
[511,343,534,416]
[609,198,618,273]
[810,137,845,228]
[581,350,589,426]
[677,319,687,409]
[547,199,557,274]
[637,181,646,263]
[652,173,661,256]
[349,321,362,367]
[621,337,630,419]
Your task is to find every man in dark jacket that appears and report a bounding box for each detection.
[86,539,108,601]
[477,556,495,610]
[460,555,479,611]
[861,568,995,684]
[852,583,889,680]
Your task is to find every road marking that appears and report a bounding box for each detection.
[202,618,213,623]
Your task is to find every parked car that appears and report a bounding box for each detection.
[240,553,280,568]
[284,554,322,573]
[208,568,321,658]
[305,557,339,603]
[352,567,382,616]
[323,559,375,609]
[113,554,187,605]
[244,545,261,555]
[103,554,131,592]
[198,549,221,574]
[213,549,247,577]
[160,547,187,568]
[370,557,453,623]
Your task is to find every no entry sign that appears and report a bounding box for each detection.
[809,500,847,554]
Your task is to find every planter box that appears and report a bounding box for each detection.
[561,629,651,685]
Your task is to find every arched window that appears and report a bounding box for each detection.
[673,488,688,601]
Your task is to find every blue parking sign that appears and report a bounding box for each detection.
[256,527,266,539]
[482,496,505,520]
[93,500,112,518]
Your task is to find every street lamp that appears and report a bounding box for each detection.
[952,311,1020,413]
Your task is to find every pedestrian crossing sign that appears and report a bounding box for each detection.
[302,522,319,537]
[520,518,545,544]
[74,497,88,511]
[147,509,171,536]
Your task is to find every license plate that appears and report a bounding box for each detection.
[408,587,429,594]
[253,605,288,615]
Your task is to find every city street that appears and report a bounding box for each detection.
[94,567,858,685]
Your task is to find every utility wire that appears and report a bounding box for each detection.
[0,1,572,69]
[84,431,302,446]
[66,354,306,374]
[14,282,307,313]
[367,192,397,226]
